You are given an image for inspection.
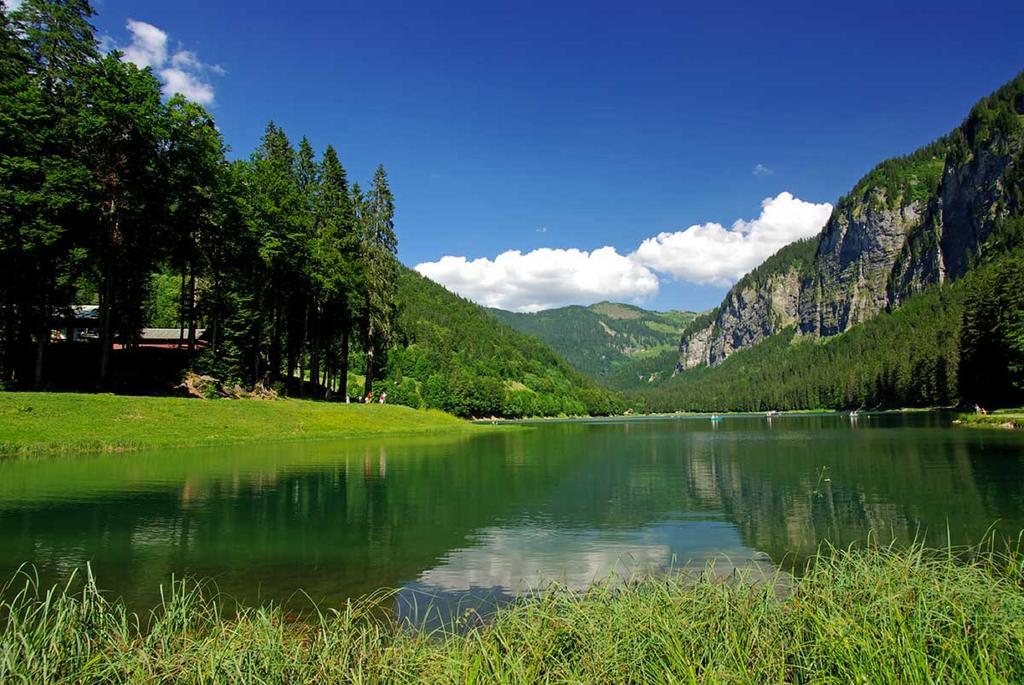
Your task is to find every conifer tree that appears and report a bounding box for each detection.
[361,165,397,398]
[314,144,358,396]
[245,122,302,382]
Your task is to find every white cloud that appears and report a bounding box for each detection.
[118,19,220,106]
[122,19,167,69]
[415,246,660,312]
[416,192,833,311]
[753,163,773,176]
[631,192,832,287]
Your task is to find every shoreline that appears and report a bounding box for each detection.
[953,408,1024,430]
[477,406,954,424]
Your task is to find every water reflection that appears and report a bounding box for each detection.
[0,413,1022,615]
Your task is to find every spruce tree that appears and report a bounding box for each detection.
[361,165,397,399]
[314,144,358,396]
[245,122,302,382]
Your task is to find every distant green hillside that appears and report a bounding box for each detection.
[487,302,697,381]
[381,269,625,417]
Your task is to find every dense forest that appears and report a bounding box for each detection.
[0,1,621,418]
[488,302,696,381]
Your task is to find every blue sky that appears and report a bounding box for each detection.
[86,0,1024,312]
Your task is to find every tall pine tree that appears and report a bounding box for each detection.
[361,165,397,399]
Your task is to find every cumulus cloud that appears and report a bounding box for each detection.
[753,163,773,176]
[122,19,167,69]
[119,19,221,105]
[632,192,832,287]
[415,247,660,312]
[416,192,833,311]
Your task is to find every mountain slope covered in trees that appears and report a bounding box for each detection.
[642,71,1024,411]
[487,303,696,381]
[387,270,624,417]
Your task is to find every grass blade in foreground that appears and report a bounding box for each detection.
[2,540,1023,683]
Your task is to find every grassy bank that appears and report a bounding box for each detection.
[955,408,1024,429]
[0,392,482,457]
[2,542,1023,683]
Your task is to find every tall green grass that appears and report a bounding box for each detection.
[2,540,1023,683]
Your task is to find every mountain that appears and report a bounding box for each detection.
[674,72,1024,370]
[486,302,697,381]
[385,268,625,417]
[643,71,1024,410]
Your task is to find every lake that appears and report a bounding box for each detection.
[2,412,1023,619]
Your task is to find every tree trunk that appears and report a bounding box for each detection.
[2,308,15,385]
[178,263,187,348]
[339,317,351,400]
[363,344,374,400]
[33,327,46,388]
[99,255,114,386]
[270,298,282,382]
[310,306,321,397]
[99,200,120,388]
[297,298,309,396]
[252,316,263,385]
[187,258,197,354]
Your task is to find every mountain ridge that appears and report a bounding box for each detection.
[486,302,698,382]
[675,71,1024,372]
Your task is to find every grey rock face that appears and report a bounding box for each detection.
[799,199,922,337]
[677,267,803,369]
[708,269,802,365]
[678,321,714,369]
[939,146,1017,279]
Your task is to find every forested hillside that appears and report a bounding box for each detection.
[488,303,696,381]
[0,1,616,419]
[388,270,623,417]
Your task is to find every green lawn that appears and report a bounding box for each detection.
[0,392,483,457]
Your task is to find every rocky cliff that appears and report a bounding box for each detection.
[677,72,1024,370]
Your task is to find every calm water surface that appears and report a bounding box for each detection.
[2,413,1023,615]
